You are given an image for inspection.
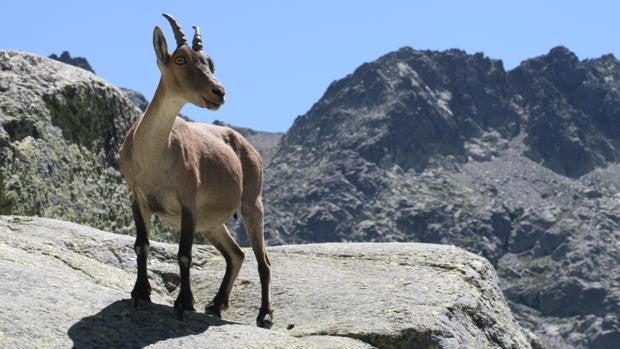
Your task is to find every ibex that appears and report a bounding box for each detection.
[119,13,273,328]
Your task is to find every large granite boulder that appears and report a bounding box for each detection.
[0,50,137,236]
[0,216,538,348]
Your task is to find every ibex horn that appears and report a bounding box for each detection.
[192,26,203,51]
[162,13,187,48]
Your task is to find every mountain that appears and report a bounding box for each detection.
[262,47,620,349]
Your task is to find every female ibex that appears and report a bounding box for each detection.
[119,13,273,328]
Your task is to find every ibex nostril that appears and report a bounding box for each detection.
[212,87,225,99]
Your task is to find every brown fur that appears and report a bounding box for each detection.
[118,15,273,327]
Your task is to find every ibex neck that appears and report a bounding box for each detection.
[135,80,184,149]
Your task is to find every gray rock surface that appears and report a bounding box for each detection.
[0,216,537,348]
[0,50,136,236]
[121,87,149,112]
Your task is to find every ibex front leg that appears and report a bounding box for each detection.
[131,199,152,308]
[174,206,196,320]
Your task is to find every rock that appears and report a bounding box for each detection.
[538,279,608,317]
[0,50,138,237]
[121,87,149,112]
[49,51,95,74]
[0,216,537,348]
[539,219,574,254]
[510,46,620,178]
[0,51,222,243]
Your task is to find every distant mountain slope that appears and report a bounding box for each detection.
[263,46,620,349]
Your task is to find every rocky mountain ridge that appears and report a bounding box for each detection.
[262,46,620,349]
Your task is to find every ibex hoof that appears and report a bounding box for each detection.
[174,305,196,321]
[131,279,152,309]
[257,311,273,329]
[174,293,195,320]
[175,306,185,320]
[205,302,222,318]
[131,295,152,309]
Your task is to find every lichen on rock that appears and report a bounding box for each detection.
[0,50,137,236]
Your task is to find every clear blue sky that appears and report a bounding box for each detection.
[2,1,618,132]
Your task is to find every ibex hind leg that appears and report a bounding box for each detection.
[241,199,273,328]
[203,224,245,318]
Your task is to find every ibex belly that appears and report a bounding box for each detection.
[132,165,242,233]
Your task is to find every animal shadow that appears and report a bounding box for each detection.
[68,299,231,348]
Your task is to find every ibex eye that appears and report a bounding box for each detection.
[175,57,186,65]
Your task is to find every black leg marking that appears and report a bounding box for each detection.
[131,200,151,308]
[256,260,273,328]
[174,206,195,320]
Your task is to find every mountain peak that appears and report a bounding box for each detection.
[547,45,579,61]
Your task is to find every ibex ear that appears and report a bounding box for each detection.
[153,26,169,64]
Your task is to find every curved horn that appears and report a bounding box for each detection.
[162,13,187,48]
[192,26,203,51]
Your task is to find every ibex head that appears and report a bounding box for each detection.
[153,13,225,110]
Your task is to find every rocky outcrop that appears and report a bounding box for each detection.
[511,46,620,177]
[121,87,149,112]
[263,47,620,348]
[0,216,538,348]
[0,50,136,236]
[49,51,95,74]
